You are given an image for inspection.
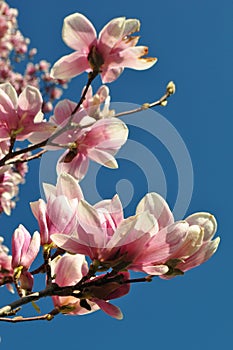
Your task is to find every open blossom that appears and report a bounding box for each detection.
[30,173,83,245]
[51,194,160,270]
[51,13,157,83]
[11,224,40,269]
[52,253,130,319]
[0,83,54,141]
[51,192,220,277]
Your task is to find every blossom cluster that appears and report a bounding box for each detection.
[0,4,220,322]
[0,0,67,113]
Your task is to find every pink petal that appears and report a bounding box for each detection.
[53,253,87,286]
[133,221,189,265]
[94,194,124,227]
[11,225,31,268]
[30,199,50,245]
[20,231,40,269]
[51,233,91,256]
[98,17,126,57]
[77,200,107,247]
[56,172,83,201]
[136,192,174,230]
[57,151,89,181]
[93,299,123,320]
[47,196,77,235]
[62,13,97,51]
[17,85,42,118]
[0,86,16,121]
[50,52,90,80]
[108,211,158,249]
[88,149,118,168]
[141,264,169,275]
[0,83,18,109]
[52,99,77,126]
[100,67,124,83]
[107,46,157,70]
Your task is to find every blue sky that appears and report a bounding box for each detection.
[1,0,232,349]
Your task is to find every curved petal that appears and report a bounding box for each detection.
[93,299,123,320]
[98,17,126,57]
[140,264,169,275]
[50,52,90,80]
[101,67,124,83]
[21,231,40,269]
[57,151,89,181]
[52,99,77,126]
[177,237,220,272]
[136,192,174,230]
[108,211,158,249]
[87,149,118,168]
[56,172,83,200]
[18,85,42,118]
[107,46,157,70]
[0,87,16,121]
[51,233,92,256]
[62,13,97,51]
[133,221,189,265]
[94,194,124,226]
[185,212,217,241]
[0,83,18,109]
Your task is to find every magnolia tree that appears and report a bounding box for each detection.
[0,1,220,322]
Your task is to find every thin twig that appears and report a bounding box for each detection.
[0,308,60,323]
[114,82,175,118]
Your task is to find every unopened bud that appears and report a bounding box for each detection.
[166,81,176,95]
[161,100,168,107]
[142,103,150,110]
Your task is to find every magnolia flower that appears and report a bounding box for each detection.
[51,192,220,277]
[52,253,130,319]
[11,224,40,270]
[0,83,53,141]
[30,173,83,245]
[129,193,220,277]
[51,194,159,270]
[51,13,157,83]
[49,98,128,180]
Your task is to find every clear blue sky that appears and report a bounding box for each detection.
[1,0,232,349]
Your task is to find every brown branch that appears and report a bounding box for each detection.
[0,308,60,323]
[0,71,98,168]
[114,81,176,118]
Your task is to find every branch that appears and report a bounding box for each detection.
[0,71,98,168]
[114,81,176,118]
[0,308,60,323]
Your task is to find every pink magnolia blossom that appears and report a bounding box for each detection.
[51,192,219,277]
[44,98,128,180]
[51,13,157,83]
[128,193,220,277]
[0,82,54,141]
[52,253,129,319]
[30,173,83,245]
[51,194,160,270]
[11,224,40,269]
